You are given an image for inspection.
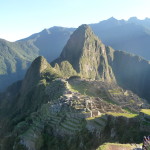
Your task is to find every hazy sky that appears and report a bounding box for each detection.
[1,0,150,41]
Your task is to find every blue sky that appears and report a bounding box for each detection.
[1,0,150,41]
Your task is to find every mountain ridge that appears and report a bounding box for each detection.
[1,17,150,92]
[0,27,74,91]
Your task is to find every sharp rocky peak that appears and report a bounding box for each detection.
[72,24,100,40]
[54,24,115,82]
[75,24,91,33]
[59,24,103,62]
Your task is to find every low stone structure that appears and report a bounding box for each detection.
[91,110,101,117]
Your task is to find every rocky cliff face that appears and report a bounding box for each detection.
[53,24,115,82]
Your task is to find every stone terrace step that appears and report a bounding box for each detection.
[60,122,80,132]
[66,118,82,124]
[61,121,81,130]
[63,120,82,128]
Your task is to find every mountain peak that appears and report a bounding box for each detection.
[72,24,94,36]
[54,25,115,82]
[31,56,49,73]
[20,56,50,94]
[40,29,51,35]
[108,17,117,20]
[77,24,90,30]
[58,24,101,71]
[71,24,94,38]
[128,17,139,23]
[107,17,118,22]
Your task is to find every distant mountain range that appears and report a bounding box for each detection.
[0,17,150,91]
[0,27,74,91]
[90,17,150,59]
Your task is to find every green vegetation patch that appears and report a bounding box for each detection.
[86,114,107,121]
[96,143,141,150]
[108,89,122,95]
[123,107,138,114]
[107,112,138,118]
[69,80,117,104]
[141,109,150,116]
[58,61,77,78]
[142,120,150,126]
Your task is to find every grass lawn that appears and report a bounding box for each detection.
[107,112,138,118]
[141,109,150,116]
